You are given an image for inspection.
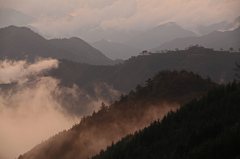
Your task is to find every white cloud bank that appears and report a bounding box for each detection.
[0,58,58,84]
[0,59,80,159]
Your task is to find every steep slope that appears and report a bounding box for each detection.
[226,16,240,31]
[0,25,68,60]
[0,8,35,28]
[92,82,240,159]
[50,48,240,97]
[18,70,216,159]
[197,16,240,36]
[127,22,197,51]
[39,47,240,117]
[197,20,229,35]
[80,28,141,44]
[0,26,113,65]
[91,39,140,60]
[153,26,240,51]
[48,37,113,65]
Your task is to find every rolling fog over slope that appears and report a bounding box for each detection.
[2,47,239,158]
[18,70,217,159]
[1,0,240,159]
[1,40,240,159]
[0,59,79,158]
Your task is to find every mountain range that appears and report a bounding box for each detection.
[1,15,240,159]
[50,47,240,93]
[197,16,240,35]
[1,25,239,117]
[153,26,240,51]
[127,22,198,51]
[17,70,217,159]
[40,46,239,117]
[0,8,35,28]
[91,39,140,60]
[0,26,113,65]
[1,20,239,64]
[92,82,240,159]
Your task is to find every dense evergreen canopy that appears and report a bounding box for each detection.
[93,82,240,159]
[18,70,216,159]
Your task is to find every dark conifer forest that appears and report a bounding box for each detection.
[92,81,240,159]
[18,70,218,159]
[1,7,240,159]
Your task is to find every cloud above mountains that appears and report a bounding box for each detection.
[1,0,239,39]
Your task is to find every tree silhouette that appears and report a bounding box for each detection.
[234,62,240,81]
[92,82,240,159]
[229,47,234,52]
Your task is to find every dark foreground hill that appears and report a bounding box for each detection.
[18,70,216,159]
[0,26,113,65]
[93,81,240,159]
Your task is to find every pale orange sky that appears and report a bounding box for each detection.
[1,0,240,39]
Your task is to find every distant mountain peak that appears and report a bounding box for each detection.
[3,25,33,31]
[165,22,177,26]
[234,16,240,23]
[1,25,46,42]
[153,26,240,51]
[91,39,140,60]
[127,22,197,50]
[153,22,179,30]
[0,8,35,28]
[0,26,113,65]
[98,39,112,43]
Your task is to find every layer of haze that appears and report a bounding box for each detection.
[0,59,81,159]
[0,0,239,41]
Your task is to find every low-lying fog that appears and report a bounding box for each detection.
[0,58,103,159]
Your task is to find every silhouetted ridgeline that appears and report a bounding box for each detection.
[0,26,114,65]
[18,70,216,159]
[50,46,240,95]
[127,22,197,50]
[153,26,240,51]
[43,47,240,116]
[92,81,240,159]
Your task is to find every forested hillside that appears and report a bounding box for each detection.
[43,47,240,116]
[50,46,239,96]
[18,70,215,159]
[93,81,240,159]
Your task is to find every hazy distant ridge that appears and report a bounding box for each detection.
[127,22,197,51]
[153,26,240,51]
[91,39,140,60]
[0,26,113,65]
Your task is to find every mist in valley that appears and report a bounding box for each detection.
[0,58,117,159]
[0,0,240,159]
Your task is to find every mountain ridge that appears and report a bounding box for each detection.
[18,70,216,159]
[92,81,240,159]
[153,26,240,51]
[0,25,114,65]
[91,39,140,60]
[127,22,197,50]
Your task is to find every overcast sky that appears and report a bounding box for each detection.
[1,0,240,40]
